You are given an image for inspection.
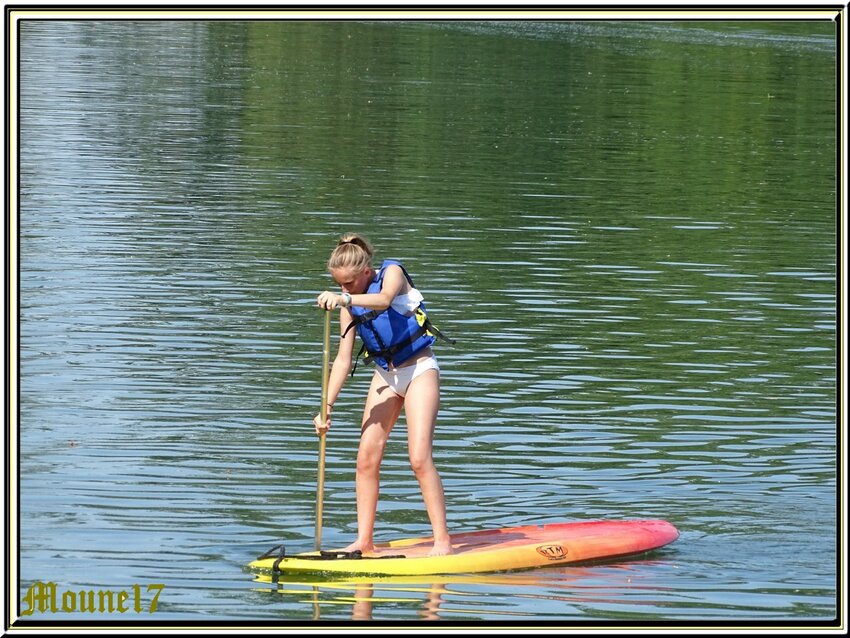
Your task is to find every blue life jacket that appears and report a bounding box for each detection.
[343,260,452,371]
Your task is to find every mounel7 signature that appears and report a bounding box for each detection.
[21,581,165,615]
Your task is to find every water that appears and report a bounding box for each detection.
[15,19,838,624]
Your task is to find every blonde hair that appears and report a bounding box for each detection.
[327,233,374,272]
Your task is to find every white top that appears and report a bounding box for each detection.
[391,288,424,315]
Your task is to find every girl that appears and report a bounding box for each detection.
[314,233,453,556]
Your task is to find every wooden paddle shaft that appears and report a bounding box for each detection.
[315,309,331,551]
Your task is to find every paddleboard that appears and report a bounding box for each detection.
[249,519,678,576]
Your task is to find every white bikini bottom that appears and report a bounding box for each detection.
[374,356,440,398]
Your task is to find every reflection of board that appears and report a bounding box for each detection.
[249,519,679,576]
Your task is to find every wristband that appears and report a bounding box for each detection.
[340,293,352,308]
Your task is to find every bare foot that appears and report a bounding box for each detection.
[428,539,454,557]
[342,540,375,555]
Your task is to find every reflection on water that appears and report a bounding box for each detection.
[252,560,681,621]
[17,18,837,622]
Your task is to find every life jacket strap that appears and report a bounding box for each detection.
[362,324,430,367]
[345,307,455,376]
[342,309,382,340]
[350,342,367,377]
[421,315,456,345]
[345,310,385,377]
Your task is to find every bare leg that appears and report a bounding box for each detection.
[343,372,403,554]
[404,369,453,556]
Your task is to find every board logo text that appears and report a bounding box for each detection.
[536,544,568,560]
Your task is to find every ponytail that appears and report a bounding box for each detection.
[327,233,374,272]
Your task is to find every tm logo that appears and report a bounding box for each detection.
[535,544,568,560]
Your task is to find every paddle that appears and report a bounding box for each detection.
[315,308,332,551]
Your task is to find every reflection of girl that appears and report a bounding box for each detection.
[314,233,452,556]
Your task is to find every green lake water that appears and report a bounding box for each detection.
[16,18,838,625]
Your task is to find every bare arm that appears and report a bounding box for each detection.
[326,307,356,407]
[314,307,356,436]
[317,265,408,311]
[348,265,406,310]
